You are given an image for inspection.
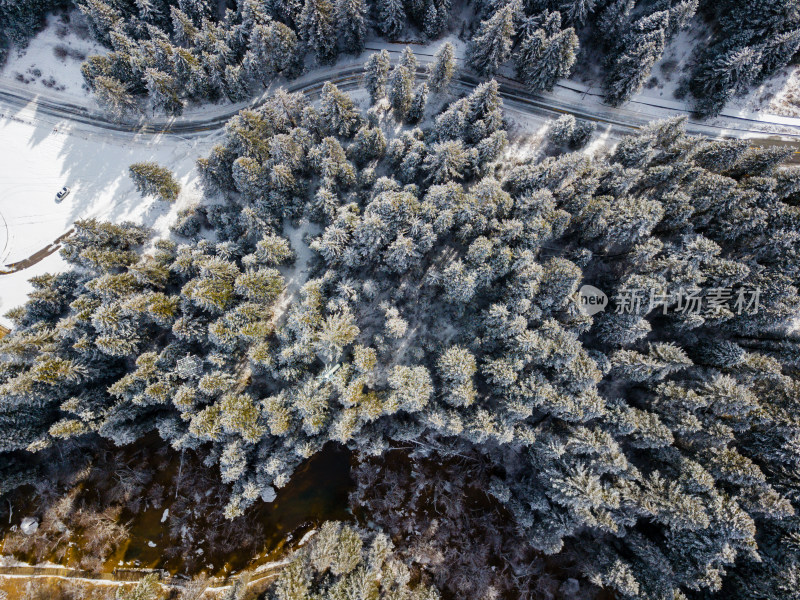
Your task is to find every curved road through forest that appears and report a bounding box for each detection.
[0,52,799,275]
[1,50,799,150]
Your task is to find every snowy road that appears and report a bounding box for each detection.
[1,52,799,159]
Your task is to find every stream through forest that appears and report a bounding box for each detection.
[0,440,354,577]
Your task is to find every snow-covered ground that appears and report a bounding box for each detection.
[637,17,800,118]
[637,25,699,103]
[0,114,215,328]
[768,69,800,118]
[271,220,323,328]
[1,11,104,106]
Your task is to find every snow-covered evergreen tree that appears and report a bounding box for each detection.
[247,19,299,82]
[467,1,517,76]
[428,42,456,95]
[93,75,138,119]
[388,63,414,116]
[376,0,406,39]
[144,68,184,115]
[335,0,366,53]
[690,45,764,116]
[77,0,123,44]
[405,83,428,123]
[604,29,665,106]
[560,0,595,26]
[515,25,578,93]
[129,162,181,201]
[298,0,337,63]
[363,50,391,103]
[320,81,362,137]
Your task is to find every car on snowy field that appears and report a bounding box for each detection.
[55,186,71,202]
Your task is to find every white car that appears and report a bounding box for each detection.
[55,186,71,202]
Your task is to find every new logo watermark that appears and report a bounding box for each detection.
[577,285,608,316]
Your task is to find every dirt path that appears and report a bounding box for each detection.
[0,228,72,275]
[0,209,9,264]
[0,558,290,592]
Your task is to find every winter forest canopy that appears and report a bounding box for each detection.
[1,0,799,116]
[1,37,800,598]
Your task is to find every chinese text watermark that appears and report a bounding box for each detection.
[613,286,760,316]
[577,285,761,316]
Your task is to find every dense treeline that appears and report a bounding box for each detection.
[2,0,798,116]
[466,0,799,112]
[2,46,800,599]
[349,452,549,598]
[688,0,800,115]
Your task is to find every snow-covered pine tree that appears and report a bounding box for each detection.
[437,345,477,407]
[467,1,517,76]
[178,0,211,24]
[666,0,697,37]
[77,0,122,45]
[93,75,138,119]
[594,0,634,49]
[399,45,417,72]
[415,0,449,37]
[349,125,387,165]
[423,1,440,38]
[759,29,800,76]
[388,64,415,116]
[405,83,428,123]
[428,42,456,95]
[376,0,406,39]
[604,29,665,106]
[515,26,578,93]
[690,45,762,116]
[144,68,184,115]
[299,0,337,64]
[604,9,672,105]
[129,162,182,202]
[363,50,391,103]
[170,6,199,46]
[247,19,300,83]
[320,81,362,137]
[560,0,595,26]
[224,63,249,101]
[424,140,475,184]
[335,0,366,53]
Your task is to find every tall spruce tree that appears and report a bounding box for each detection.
[299,0,337,63]
[377,0,406,39]
[515,24,578,93]
[467,1,517,76]
[363,50,391,103]
[428,42,456,95]
[335,0,367,53]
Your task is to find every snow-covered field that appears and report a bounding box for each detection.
[769,70,800,118]
[1,11,104,105]
[0,113,215,328]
